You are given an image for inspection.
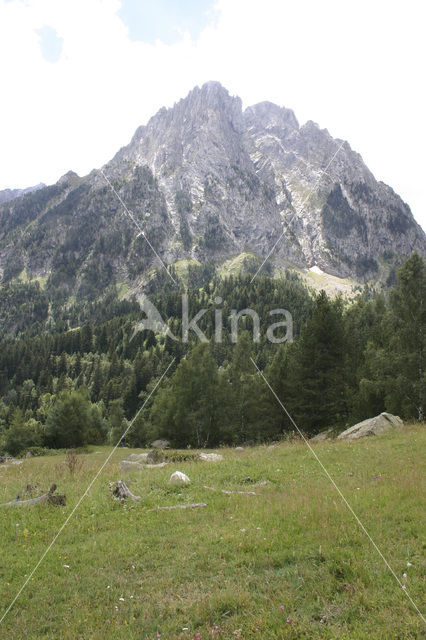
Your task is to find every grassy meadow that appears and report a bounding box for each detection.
[0,425,424,639]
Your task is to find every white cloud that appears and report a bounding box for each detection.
[0,0,425,230]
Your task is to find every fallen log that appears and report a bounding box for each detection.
[111,480,141,502]
[0,483,66,507]
[157,502,207,510]
[203,485,257,496]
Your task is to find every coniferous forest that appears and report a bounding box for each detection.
[0,252,424,455]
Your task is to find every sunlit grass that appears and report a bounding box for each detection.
[0,424,424,638]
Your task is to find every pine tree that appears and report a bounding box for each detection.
[386,253,425,420]
[292,291,347,433]
[149,343,222,447]
[225,331,260,443]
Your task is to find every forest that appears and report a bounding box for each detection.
[0,252,424,454]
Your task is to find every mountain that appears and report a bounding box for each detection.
[0,82,425,304]
[0,183,45,204]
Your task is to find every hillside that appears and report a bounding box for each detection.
[0,425,424,639]
[0,82,424,323]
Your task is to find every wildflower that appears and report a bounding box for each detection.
[280,605,285,610]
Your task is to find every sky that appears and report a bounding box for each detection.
[0,0,425,231]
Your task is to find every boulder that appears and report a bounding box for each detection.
[170,471,190,486]
[151,439,170,449]
[128,453,149,463]
[146,449,165,464]
[310,428,334,442]
[337,413,404,441]
[199,453,223,462]
[119,460,143,473]
[235,447,244,451]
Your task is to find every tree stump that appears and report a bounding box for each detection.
[111,480,141,502]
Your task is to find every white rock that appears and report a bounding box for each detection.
[235,446,244,451]
[170,471,190,486]
[199,453,223,462]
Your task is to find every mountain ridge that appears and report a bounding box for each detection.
[0,82,424,302]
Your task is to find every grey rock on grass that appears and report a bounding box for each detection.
[337,412,404,440]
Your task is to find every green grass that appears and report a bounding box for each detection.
[219,253,258,278]
[0,425,424,639]
[16,269,48,289]
[172,259,202,284]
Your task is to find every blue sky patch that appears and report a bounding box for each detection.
[117,0,217,44]
[36,25,63,63]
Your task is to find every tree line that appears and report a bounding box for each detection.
[0,253,424,453]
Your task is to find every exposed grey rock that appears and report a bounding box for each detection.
[337,412,404,440]
[128,453,149,462]
[310,428,334,442]
[150,439,170,449]
[0,81,424,307]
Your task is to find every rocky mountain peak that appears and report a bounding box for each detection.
[244,101,299,137]
[0,83,424,297]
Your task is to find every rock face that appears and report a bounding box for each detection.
[0,183,45,205]
[0,82,424,303]
[337,412,404,440]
